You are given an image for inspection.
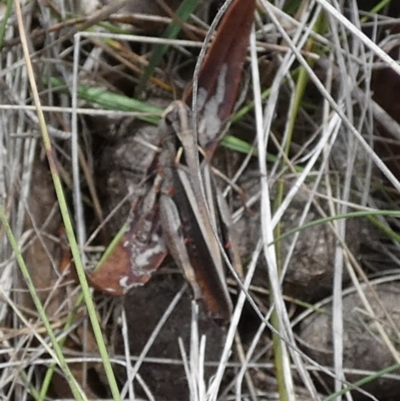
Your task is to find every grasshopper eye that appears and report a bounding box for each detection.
[163,111,175,126]
[163,101,181,126]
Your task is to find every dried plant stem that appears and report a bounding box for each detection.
[14,0,121,399]
[0,209,86,401]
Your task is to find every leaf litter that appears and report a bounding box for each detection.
[2,1,400,400]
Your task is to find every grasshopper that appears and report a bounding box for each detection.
[90,101,242,321]
[157,100,243,321]
[89,0,255,322]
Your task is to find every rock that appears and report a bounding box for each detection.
[299,282,400,400]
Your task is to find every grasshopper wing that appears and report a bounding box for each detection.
[89,175,167,295]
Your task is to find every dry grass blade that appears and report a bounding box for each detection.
[3,0,400,400]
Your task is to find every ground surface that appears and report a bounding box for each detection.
[2,1,400,400]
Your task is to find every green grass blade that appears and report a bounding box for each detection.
[0,0,13,51]
[322,362,400,401]
[16,1,121,397]
[38,292,85,400]
[0,208,87,401]
[274,209,400,245]
[44,76,163,124]
[136,0,199,96]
